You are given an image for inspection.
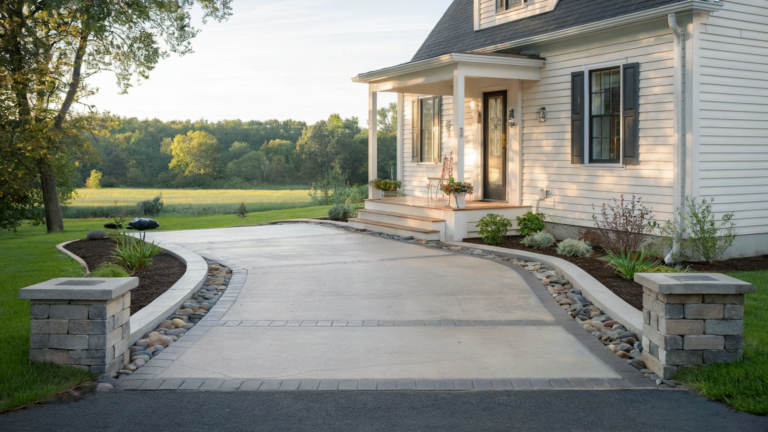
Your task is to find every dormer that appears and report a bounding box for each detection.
[475,0,560,31]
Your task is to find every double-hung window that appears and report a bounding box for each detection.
[497,0,523,13]
[570,63,640,166]
[411,96,442,163]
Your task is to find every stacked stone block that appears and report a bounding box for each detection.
[19,278,138,375]
[635,273,754,380]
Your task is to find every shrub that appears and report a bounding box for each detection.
[605,249,657,281]
[521,231,556,250]
[137,195,164,216]
[556,238,593,258]
[236,202,247,218]
[669,196,736,264]
[516,212,546,236]
[477,214,514,245]
[328,204,355,222]
[592,195,655,254]
[88,263,129,278]
[112,234,162,271]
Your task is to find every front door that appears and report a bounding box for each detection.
[483,91,507,201]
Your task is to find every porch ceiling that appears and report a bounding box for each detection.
[352,52,545,94]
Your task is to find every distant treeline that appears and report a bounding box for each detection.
[77,106,398,189]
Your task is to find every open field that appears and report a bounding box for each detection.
[675,270,768,415]
[0,205,329,412]
[65,188,314,218]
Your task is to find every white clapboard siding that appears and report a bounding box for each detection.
[521,18,676,228]
[479,0,551,30]
[698,0,768,235]
[402,95,475,197]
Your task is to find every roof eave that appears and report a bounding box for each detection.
[352,53,546,84]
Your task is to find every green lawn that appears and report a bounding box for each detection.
[674,270,768,415]
[0,205,329,411]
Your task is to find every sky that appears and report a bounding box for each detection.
[84,0,452,126]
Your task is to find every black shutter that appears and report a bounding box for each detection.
[570,71,585,164]
[435,96,442,163]
[623,63,640,166]
[412,99,420,162]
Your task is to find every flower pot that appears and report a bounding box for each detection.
[381,190,398,198]
[450,192,467,209]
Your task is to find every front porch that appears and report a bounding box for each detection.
[349,197,531,242]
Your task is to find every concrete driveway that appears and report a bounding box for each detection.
[126,224,645,390]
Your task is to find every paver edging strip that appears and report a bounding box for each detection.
[127,243,208,347]
[55,240,90,276]
[446,241,643,337]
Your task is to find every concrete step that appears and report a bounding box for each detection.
[356,209,445,231]
[364,200,446,218]
[348,218,441,241]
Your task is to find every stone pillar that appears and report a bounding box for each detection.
[634,273,755,380]
[19,277,138,375]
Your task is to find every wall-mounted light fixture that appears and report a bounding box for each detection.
[508,109,516,127]
[537,107,547,123]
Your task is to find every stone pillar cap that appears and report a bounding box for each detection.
[634,273,755,295]
[18,278,139,301]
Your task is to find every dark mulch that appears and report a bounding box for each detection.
[64,238,186,315]
[464,236,768,312]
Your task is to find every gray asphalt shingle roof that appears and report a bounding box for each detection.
[412,0,688,62]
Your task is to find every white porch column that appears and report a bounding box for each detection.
[368,85,378,199]
[453,67,465,181]
[396,93,404,184]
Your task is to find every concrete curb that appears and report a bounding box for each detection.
[127,243,208,346]
[445,241,643,337]
[55,241,90,276]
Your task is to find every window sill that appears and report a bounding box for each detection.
[581,164,626,170]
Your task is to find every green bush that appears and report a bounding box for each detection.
[556,238,593,258]
[516,212,546,236]
[112,234,162,271]
[328,204,355,222]
[236,202,247,218]
[521,231,556,250]
[88,263,129,278]
[476,214,514,245]
[137,195,164,216]
[605,249,657,280]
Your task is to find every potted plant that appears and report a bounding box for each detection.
[369,178,402,198]
[442,177,473,209]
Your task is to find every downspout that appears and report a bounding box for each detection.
[666,13,684,265]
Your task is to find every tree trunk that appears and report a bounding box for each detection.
[37,157,64,233]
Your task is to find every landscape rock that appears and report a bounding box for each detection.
[86,229,108,240]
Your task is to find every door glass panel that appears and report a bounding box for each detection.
[421,99,434,161]
[489,97,504,157]
[484,93,506,200]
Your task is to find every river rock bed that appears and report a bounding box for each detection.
[305,222,674,387]
[115,259,232,377]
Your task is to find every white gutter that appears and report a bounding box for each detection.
[352,53,545,84]
[474,0,723,53]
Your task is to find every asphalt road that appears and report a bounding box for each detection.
[1,390,767,431]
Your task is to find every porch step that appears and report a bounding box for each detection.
[356,209,445,231]
[348,218,441,241]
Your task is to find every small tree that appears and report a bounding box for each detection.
[592,195,655,253]
[661,197,736,264]
[85,170,102,189]
[236,202,248,218]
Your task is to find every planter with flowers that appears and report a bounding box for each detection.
[369,179,402,198]
[442,178,474,209]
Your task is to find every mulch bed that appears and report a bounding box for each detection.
[463,235,768,312]
[64,239,186,315]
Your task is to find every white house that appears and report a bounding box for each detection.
[351,0,768,259]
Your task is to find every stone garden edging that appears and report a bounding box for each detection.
[127,243,208,348]
[55,241,90,276]
[446,241,643,337]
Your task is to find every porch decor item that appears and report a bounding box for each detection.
[442,177,474,209]
[427,151,454,201]
[369,179,401,198]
